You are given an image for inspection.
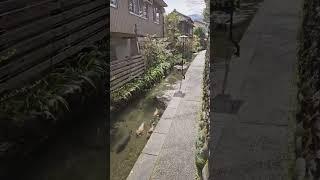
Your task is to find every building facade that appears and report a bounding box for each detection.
[110,0,167,61]
[171,9,194,37]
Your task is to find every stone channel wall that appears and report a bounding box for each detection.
[195,42,210,179]
[294,0,320,179]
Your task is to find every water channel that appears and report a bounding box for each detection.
[110,62,191,180]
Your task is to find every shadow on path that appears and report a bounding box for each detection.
[212,94,244,114]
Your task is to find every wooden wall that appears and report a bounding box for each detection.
[110,55,145,91]
[0,0,107,93]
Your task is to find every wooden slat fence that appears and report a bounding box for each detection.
[0,0,107,93]
[110,55,146,91]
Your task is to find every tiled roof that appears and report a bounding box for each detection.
[172,9,194,24]
[153,0,168,7]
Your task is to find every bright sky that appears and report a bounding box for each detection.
[163,0,205,15]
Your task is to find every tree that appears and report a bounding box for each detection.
[143,35,171,68]
[194,27,207,50]
[164,12,181,52]
[203,0,210,23]
[194,27,206,39]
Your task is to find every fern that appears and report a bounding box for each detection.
[0,47,106,126]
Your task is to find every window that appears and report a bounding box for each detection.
[129,0,135,13]
[143,3,148,18]
[110,0,117,8]
[189,26,192,35]
[129,0,149,19]
[129,0,134,12]
[129,0,143,15]
[156,12,160,22]
[153,7,160,23]
[129,0,138,14]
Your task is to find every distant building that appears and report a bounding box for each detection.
[110,0,167,61]
[193,20,209,37]
[170,9,194,37]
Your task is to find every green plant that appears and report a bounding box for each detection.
[194,27,206,39]
[143,35,172,68]
[111,50,180,110]
[193,27,207,51]
[192,35,202,52]
[203,0,210,23]
[0,46,107,126]
[164,11,182,53]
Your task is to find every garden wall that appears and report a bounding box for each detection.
[0,0,107,94]
[110,55,145,91]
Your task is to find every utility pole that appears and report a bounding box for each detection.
[182,36,185,79]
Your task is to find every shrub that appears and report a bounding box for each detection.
[194,27,207,51]
[143,35,172,68]
[0,46,107,138]
[164,12,181,52]
[192,35,202,52]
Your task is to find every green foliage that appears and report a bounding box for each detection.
[0,47,107,126]
[164,12,182,54]
[165,12,182,53]
[193,27,207,51]
[142,35,172,68]
[203,0,210,23]
[195,154,206,176]
[194,27,206,39]
[192,35,201,52]
[111,43,180,109]
[165,11,196,56]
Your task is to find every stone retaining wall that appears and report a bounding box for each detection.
[294,0,320,179]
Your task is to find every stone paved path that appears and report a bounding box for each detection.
[209,0,301,179]
[127,50,206,180]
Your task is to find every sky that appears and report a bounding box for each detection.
[163,0,205,15]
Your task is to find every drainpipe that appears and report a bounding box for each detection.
[134,24,140,55]
[162,15,165,37]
